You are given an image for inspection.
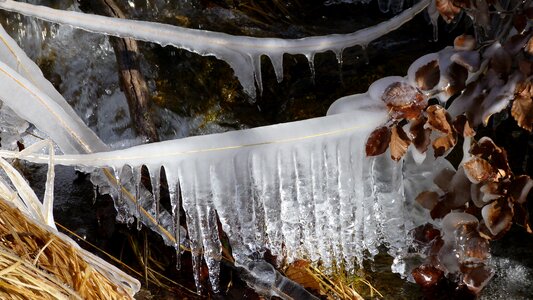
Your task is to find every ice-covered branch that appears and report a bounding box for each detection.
[0,0,430,96]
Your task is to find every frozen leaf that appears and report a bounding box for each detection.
[511,81,533,131]
[412,223,441,245]
[470,137,511,177]
[503,32,532,55]
[416,191,440,210]
[415,60,440,90]
[433,133,457,157]
[382,82,426,120]
[454,34,476,51]
[436,0,462,23]
[510,175,533,204]
[463,266,494,294]
[410,115,432,153]
[452,115,475,137]
[480,181,506,203]
[489,46,512,76]
[451,51,480,72]
[284,260,321,292]
[427,105,453,134]
[527,37,533,55]
[514,203,533,233]
[444,63,468,97]
[390,125,411,161]
[463,157,496,184]
[455,223,490,264]
[366,126,391,157]
[481,198,513,237]
[412,264,443,288]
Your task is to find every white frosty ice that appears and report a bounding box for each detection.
[0,0,430,97]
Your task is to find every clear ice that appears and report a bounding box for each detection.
[0,0,429,97]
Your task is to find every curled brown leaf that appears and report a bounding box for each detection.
[390,125,411,161]
[511,80,533,132]
[427,105,453,134]
[481,198,514,237]
[463,157,497,184]
[436,0,462,23]
[284,260,321,292]
[510,175,533,204]
[444,63,469,97]
[454,34,476,51]
[382,82,426,120]
[410,115,432,153]
[470,137,511,177]
[366,126,391,157]
[415,60,440,90]
[433,132,457,157]
[452,115,476,137]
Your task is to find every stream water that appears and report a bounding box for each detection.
[0,0,532,299]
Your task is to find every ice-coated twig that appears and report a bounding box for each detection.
[0,0,430,96]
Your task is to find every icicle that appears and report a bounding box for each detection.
[132,167,142,230]
[292,146,317,262]
[305,53,316,83]
[269,54,284,83]
[43,140,55,229]
[149,165,161,223]
[174,182,182,270]
[278,148,300,263]
[194,163,221,293]
[178,161,204,293]
[252,54,263,96]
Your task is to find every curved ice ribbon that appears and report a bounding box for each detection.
[0,0,430,96]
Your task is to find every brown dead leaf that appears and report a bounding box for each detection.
[390,125,411,161]
[415,60,440,90]
[481,198,514,237]
[463,157,497,184]
[410,115,432,153]
[366,126,391,157]
[454,34,476,51]
[445,63,469,97]
[433,132,457,157]
[452,115,476,137]
[510,175,533,204]
[427,105,453,134]
[511,81,533,131]
[470,137,511,177]
[527,37,533,55]
[284,260,321,292]
[416,191,440,210]
[382,82,426,120]
[436,0,462,23]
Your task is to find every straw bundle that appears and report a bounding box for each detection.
[0,197,133,299]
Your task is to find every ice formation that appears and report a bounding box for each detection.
[0,1,458,295]
[0,0,430,97]
[0,105,453,292]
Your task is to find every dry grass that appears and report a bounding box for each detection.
[0,198,133,299]
[284,260,383,300]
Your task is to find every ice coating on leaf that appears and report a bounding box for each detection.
[0,0,430,97]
